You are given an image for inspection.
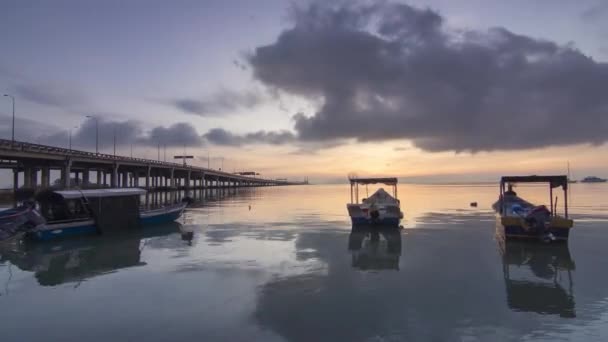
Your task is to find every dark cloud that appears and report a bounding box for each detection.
[203,128,295,146]
[13,82,87,109]
[581,2,608,21]
[143,122,204,147]
[0,115,203,149]
[172,89,264,116]
[248,1,608,152]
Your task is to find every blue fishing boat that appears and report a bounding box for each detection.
[30,188,187,241]
[493,175,573,242]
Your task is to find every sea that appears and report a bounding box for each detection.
[1,183,608,342]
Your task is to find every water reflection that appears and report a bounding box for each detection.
[498,238,576,318]
[348,227,402,270]
[0,222,182,286]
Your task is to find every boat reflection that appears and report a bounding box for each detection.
[348,227,402,270]
[0,222,183,286]
[498,238,576,317]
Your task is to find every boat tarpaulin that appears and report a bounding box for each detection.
[87,196,140,233]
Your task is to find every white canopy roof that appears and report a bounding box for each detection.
[53,188,147,199]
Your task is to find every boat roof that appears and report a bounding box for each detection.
[349,177,398,185]
[500,175,568,188]
[39,188,147,200]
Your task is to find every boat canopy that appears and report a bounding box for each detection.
[349,177,398,204]
[37,188,147,201]
[349,177,398,185]
[500,175,568,189]
[498,175,569,218]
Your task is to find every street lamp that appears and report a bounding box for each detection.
[3,94,15,143]
[113,125,117,157]
[68,125,78,151]
[86,115,99,154]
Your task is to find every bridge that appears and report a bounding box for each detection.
[0,139,299,191]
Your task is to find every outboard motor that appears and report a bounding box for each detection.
[524,205,554,242]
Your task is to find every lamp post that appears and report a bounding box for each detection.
[86,115,99,154]
[3,94,15,143]
[68,125,78,151]
[113,125,116,157]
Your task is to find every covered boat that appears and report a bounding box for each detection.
[347,177,403,227]
[0,204,45,243]
[31,188,187,241]
[493,175,573,242]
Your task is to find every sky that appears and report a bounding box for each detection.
[1,0,607,183]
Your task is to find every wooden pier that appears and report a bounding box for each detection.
[0,139,298,191]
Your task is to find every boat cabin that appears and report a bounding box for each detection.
[36,188,147,232]
[499,175,569,218]
[349,177,398,204]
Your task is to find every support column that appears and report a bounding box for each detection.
[63,160,72,189]
[122,171,128,188]
[170,168,175,188]
[13,169,19,192]
[186,171,191,189]
[82,169,90,188]
[146,166,151,189]
[23,167,33,189]
[96,170,102,187]
[111,165,119,187]
[41,167,50,188]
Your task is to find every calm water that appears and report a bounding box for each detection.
[2,184,608,341]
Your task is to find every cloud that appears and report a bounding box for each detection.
[581,2,608,21]
[13,82,88,109]
[143,122,204,147]
[248,1,608,152]
[172,88,264,116]
[0,115,203,149]
[203,128,295,146]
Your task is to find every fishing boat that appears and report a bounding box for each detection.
[580,176,607,183]
[492,175,573,242]
[347,177,404,227]
[30,188,187,241]
[0,204,45,243]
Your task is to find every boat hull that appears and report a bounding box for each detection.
[496,215,573,242]
[351,216,401,227]
[30,203,187,241]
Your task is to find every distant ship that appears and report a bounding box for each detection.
[580,176,607,183]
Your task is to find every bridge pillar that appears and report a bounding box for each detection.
[146,166,151,189]
[96,170,102,187]
[13,169,18,192]
[23,167,33,189]
[41,167,50,188]
[63,160,72,189]
[30,168,38,188]
[122,171,128,188]
[111,165,118,187]
[170,168,175,188]
[186,171,191,189]
[82,169,90,188]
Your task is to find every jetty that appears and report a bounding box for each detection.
[0,139,300,192]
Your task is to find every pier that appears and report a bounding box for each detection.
[0,139,300,192]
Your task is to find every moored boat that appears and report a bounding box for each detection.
[30,188,187,241]
[493,175,573,242]
[580,176,607,183]
[347,177,404,227]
